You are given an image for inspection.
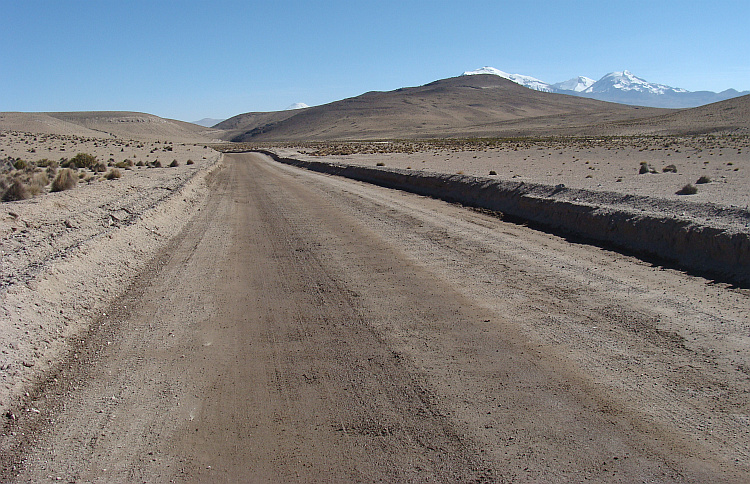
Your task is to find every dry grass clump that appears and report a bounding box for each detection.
[105,168,122,180]
[169,159,179,167]
[696,175,712,184]
[662,164,677,173]
[676,183,698,195]
[51,168,78,192]
[2,180,30,202]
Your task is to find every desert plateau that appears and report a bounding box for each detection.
[1,78,750,482]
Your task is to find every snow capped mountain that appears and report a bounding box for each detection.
[462,67,554,92]
[462,67,748,108]
[552,76,596,93]
[286,102,310,110]
[583,70,688,95]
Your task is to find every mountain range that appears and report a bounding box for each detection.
[463,67,749,109]
[3,74,749,143]
[216,74,749,142]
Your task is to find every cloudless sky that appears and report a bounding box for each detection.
[2,0,748,122]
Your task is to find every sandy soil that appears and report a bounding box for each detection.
[276,136,750,209]
[1,151,749,482]
[1,131,220,414]
[2,127,750,482]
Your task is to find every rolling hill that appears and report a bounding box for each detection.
[220,75,671,141]
[0,111,223,142]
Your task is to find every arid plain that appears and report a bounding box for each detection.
[2,80,750,482]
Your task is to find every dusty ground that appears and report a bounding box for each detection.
[1,149,749,482]
[1,131,219,413]
[270,135,750,209]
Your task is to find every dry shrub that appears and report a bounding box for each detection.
[27,172,49,196]
[51,168,78,192]
[65,153,98,169]
[186,159,194,165]
[105,168,122,180]
[32,172,49,187]
[662,164,677,173]
[696,175,711,184]
[2,180,30,201]
[676,183,698,195]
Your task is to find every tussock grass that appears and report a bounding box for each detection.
[676,183,698,195]
[51,168,78,192]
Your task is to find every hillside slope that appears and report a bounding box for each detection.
[224,75,669,141]
[0,111,222,142]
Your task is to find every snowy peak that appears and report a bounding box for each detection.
[286,102,310,110]
[460,67,747,108]
[552,76,596,93]
[462,67,554,92]
[584,70,688,95]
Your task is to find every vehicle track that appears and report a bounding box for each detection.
[6,152,750,482]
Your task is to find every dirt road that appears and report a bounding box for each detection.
[5,152,750,482]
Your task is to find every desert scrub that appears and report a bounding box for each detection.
[676,183,698,195]
[169,159,179,167]
[105,168,122,180]
[186,159,194,165]
[696,175,711,184]
[51,168,78,192]
[27,172,49,196]
[63,153,98,170]
[2,180,30,202]
[662,164,677,173]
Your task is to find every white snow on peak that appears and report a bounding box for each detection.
[462,67,554,92]
[286,102,310,110]
[584,70,688,95]
[552,76,596,92]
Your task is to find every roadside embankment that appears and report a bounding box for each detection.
[0,153,222,415]
[255,149,750,286]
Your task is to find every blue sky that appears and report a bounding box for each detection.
[2,0,748,122]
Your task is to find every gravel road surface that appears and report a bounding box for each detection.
[5,152,749,482]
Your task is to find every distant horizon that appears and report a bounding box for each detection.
[3,1,748,122]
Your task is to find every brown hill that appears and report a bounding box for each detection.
[214,110,302,141]
[222,75,670,141]
[602,94,750,136]
[0,111,222,142]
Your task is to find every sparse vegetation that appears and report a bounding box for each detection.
[169,159,179,167]
[186,159,194,165]
[64,152,98,169]
[662,164,677,173]
[696,175,711,184]
[2,180,30,201]
[105,168,122,180]
[489,170,497,175]
[51,168,78,192]
[676,183,698,195]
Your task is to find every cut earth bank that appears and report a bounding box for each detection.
[251,136,750,285]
